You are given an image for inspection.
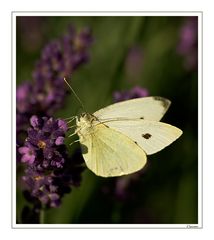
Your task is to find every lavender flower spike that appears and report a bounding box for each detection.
[19,115,85,209]
[19,115,68,170]
[16,26,93,145]
[113,86,149,102]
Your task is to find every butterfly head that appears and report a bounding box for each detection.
[79,112,95,122]
[76,112,97,136]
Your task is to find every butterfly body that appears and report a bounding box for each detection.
[76,113,97,139]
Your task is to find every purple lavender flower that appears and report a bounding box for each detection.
[16,26,93,143]
[177,17,198,70]
[113,86,149,102]
[18,145,36,164]
[16,25,92,218]
[21,150,84,208]
[22,156,84,209]
[22,167,61,208]
[62,26,93,72]
[31,26,93,115]
[55,136,65,145]
[19,116,85,208]
[19,115,67,170]
[125,46,144,82]
[16,82,34,113]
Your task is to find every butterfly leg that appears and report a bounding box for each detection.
[67,118,77,124]
[68,132,77,137]
[67,124,77,130]
[63,116,77,121]
[69,139,80,146]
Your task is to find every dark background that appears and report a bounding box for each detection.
[16,16,198,224]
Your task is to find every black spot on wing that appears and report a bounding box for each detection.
[142,133,152,139]
[140,117,144,119]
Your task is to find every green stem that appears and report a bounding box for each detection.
[40,208,45,224]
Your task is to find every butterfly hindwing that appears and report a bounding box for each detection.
[80,124,147,177]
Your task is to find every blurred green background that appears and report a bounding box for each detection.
[16,16,198,224]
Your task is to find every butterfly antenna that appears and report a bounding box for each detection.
[64,78,86,112]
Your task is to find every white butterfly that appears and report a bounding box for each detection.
[64,79,182,178]
[71,96,183,177]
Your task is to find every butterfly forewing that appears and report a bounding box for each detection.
[94,96,171,122]
[103,120,183,155]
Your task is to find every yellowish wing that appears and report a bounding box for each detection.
[80,124,147,177]
[94,96,171,121]
[104,120,183,155]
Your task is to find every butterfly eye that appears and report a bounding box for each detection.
[81,113,86,117]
